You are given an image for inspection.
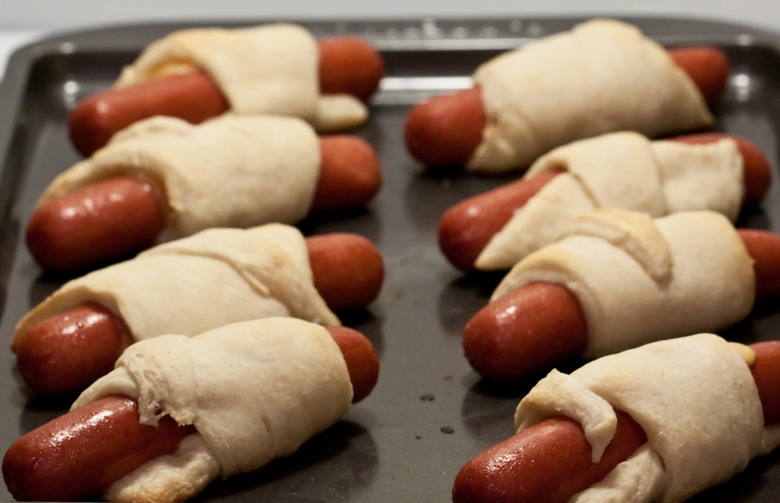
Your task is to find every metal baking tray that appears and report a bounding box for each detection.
[1,15,780,502]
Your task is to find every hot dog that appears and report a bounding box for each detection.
[305,233,386,313]
[452,339,780,503]
[3,324,379,502]
[439,133,771,272]
[70,34,385,157]
[14,230,384,396]
[405,44,729,170]
[26,133,382,273]
[463,223,780,381]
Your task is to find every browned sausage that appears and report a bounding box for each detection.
[2,326,379,502]
[404,87,487,169]
[69,36,384,157]
[462,229,780,381]
[311,135,383,212]
[317,36,385,101]
[25,135,381,273]
[405,47,730,169]
[14,302,133,396]
[2,395,194,502]
[749,341,780,425]
[438,171,560,272]
[439,133,771,272]
[306,232,385,313]
[666,46,730,107]
[26,176,168,273]
[452,411,647,503]
[69,71,228,159]
[451,340,780,503]
[14,232,384,396]
[327,325,381,404]
[740,229,780,299]
[462,282,588,381]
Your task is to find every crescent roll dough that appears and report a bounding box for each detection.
[467,19,713,173]
[35,114,321,243]
[475,131,743,271]
[115,23,368,132]
[492,209,755,359]
[71,317,354,503]
[12,224,339,351]
[514,333,780,503]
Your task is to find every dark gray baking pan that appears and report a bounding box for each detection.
[0,15,779,502]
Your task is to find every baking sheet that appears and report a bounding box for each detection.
[0,15,779,502]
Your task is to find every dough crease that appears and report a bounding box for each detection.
[72,317,354,503]
[467,19,713,173]
[492,209,755,358]
[515,334,779,503]
[115,23,368,131]
[12,224,339,351]
[36,115,322,243]
[476,131,743,271]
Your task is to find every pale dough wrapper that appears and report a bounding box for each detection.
[514,334,780,503]
[466,19,713,173]
[475,131,743,270]
[114,23,368,132]
[71,317,354,503]
[12,224,339,350]
[35,115,321,243]
[492,209,755,358]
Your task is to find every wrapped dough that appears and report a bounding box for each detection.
[514,333,780,503]
[12,224,339,351]
[115,23,368,132]
[492,208,755,359]
[475,131,743,270]
[467,19,713,173]
[34,114,321,243]
[71,317,354,503]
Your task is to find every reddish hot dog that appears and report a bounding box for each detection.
[316,36,385,102]
[2,325,379,502]
[310,135,384,213]
[306,233,385,313]
[439,170,560,273]
[69,36,385,157]
[666,46,730,107]
[15,302,134,397]
[405,46,729,169]
[439,133,771,272]
[452,340,780,503]
[328,325,382,404]
[14,232,384,396]
[26,135,382,273]
[26,176,168,273]
[463,228,780,381]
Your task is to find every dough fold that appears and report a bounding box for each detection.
[72,317,353,503]
[12,224,339,350]
[115,23,368,132]
[475,131,743,270]
[467,19,713,173]
[35,115,321,242]
[514,334,780,503]
[491,209,755,358]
